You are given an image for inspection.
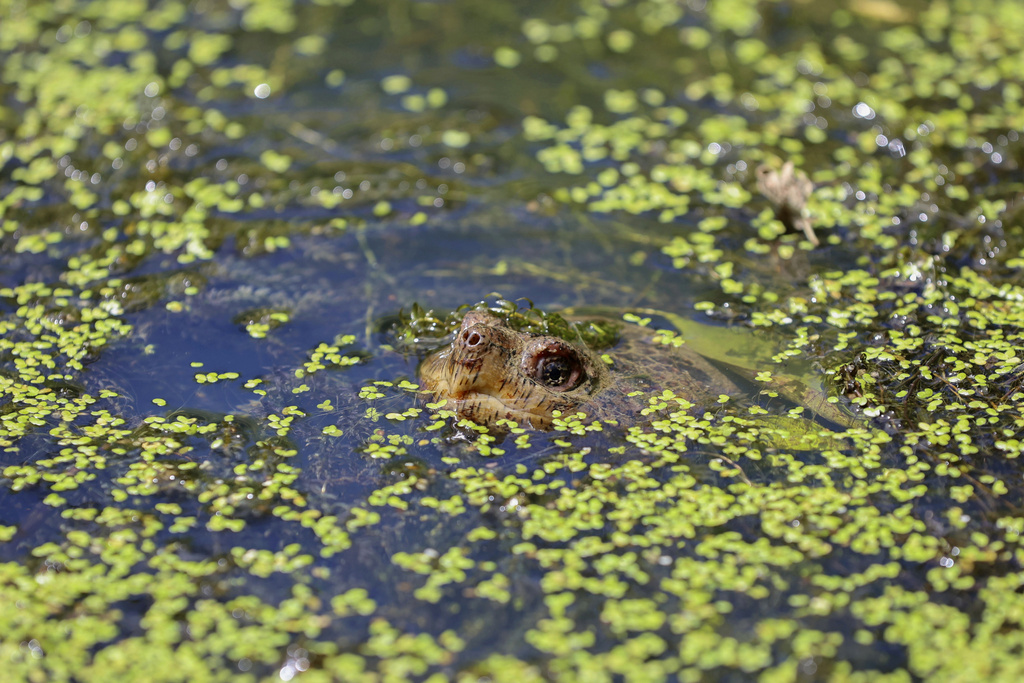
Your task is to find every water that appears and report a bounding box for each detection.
[3,0,1024,679]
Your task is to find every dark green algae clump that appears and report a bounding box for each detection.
[2,0,1024,681]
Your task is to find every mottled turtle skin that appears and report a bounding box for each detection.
[418,310,739,429]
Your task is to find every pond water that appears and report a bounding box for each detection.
[3,0,1024,680]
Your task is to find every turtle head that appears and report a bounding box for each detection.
[419,310,607,429]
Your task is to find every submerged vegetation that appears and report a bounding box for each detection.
[1,0,1024,680]
[387,298,622,354]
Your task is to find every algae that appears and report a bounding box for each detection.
[2,0,1024,680]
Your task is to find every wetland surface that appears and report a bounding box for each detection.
[2,0,1024,680]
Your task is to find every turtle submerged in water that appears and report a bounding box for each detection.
[415,304,852,431]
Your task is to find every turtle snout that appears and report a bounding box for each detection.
[456,325,490,363]
[461,328,485,348]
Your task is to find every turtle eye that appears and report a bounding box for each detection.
[537,355,573,387]
[523,341,584,391]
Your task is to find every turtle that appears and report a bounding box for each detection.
[417,307,854,431]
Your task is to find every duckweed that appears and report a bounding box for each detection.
[4,0,1024,679]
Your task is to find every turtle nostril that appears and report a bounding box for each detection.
[462,330,483,347]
